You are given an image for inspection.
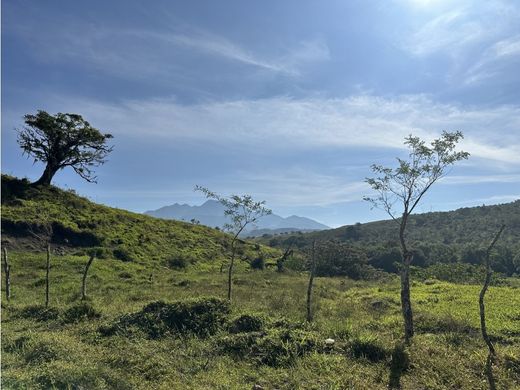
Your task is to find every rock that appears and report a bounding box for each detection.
[325,338,335,345]
[252,385,264,390]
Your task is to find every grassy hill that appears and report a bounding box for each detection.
[1,175,277,269]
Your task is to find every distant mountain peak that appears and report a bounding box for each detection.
[144,201,329,235]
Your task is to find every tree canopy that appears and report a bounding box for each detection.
[17,110,114,186]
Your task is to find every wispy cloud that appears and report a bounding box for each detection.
[43,94,520,166]
[465,35,520,84]
[8,20,329,78]
[405,9,485,57]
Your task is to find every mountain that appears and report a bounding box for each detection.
[1,175,277,265]
[144,200,329,235]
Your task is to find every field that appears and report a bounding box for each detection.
[2,251,520,389]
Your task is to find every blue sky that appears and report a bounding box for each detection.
[2,0,520,227]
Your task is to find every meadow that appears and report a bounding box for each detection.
[2,251,520,389]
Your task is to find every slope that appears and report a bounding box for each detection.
[1,175,276,267]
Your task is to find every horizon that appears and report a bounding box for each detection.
[2,0,520,227]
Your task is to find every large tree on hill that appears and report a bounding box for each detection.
[364,131,469,342]
[195,186,271,301]
[17,110,114,186]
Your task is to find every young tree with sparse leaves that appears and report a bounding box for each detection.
[195,186,271,301]
[364,131,469,342]
[17,110,114,186]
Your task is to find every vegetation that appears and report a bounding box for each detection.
[2,251,519,389]
[260,200,520,280]
[364,131,469,341]
[2,175,519,389]
[194,186,271,300]
[1,175,278,270]
[16,111,114,186]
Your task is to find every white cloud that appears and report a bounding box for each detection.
[45,94,520,166]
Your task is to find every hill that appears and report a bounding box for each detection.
[144,199,329,235]
[1,175,277,268]
[260,201,520,276]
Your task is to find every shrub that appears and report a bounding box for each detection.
[415,313,476,334]
[18,305,60,322]
[102,297,230,338]
[219,326,319,367]
[167,256,188,269]
[250,255,265,270]
[228,313,265,333]
[24,341,64,364]
[349,335,388,362]
[62,302,101,324]
[113,247,134,262]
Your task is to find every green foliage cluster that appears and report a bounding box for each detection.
[101,298,230,338]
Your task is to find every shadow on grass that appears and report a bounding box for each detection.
[388,343,409,389]
[486,353,496,390]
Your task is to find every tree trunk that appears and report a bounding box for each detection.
[479,225,505,358]
[81,254,95,300]
[227,240,236,301]
[33,163,59,186]
[399,214,414,342]
[401,253,414,342]
[3,247,11,302]
[45,243,51,307]
[306,240,316,322]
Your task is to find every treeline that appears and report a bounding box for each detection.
[264,233,520,280]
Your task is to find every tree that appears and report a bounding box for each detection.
[17,110,114,186]
[364,131,469,342]
[479,225,505,358]
[306,240,317,322]
[195,186,271,301]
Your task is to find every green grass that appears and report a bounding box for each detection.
[2,251,520,389]
[1,175,278,267]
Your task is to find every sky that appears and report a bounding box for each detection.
[2,0,520,227]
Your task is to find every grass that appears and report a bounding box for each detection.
[1,175,278,266]
[2,251,520,389]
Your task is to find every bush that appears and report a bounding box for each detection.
[113,247,134,262]
[349,335,388,362]
[62,302,101,324]
[24,341,64,364]
[102,297,230,339]
[250,255,265,270]
[167,256,188,269]
[220,327,318,367]
[415,313,476,334]
[228,313,265,333]
[18,305,60,322]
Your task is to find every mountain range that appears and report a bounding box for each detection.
[144,200,329,235]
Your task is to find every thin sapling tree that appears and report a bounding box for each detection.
[364,131,469,341]
[195,186,271,301]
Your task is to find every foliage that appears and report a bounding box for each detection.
[101,298,230,338]
[194,185,272,236]
[16,111,114,185]
[314,240,371,279]
[62,302,101,324]
[364,131,469,222]
[228,313,265,333]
